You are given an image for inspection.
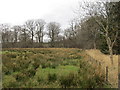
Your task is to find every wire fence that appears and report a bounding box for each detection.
[85,53,109,82]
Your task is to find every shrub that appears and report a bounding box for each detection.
[13,64,21,72]
[3,76,18,87]
[25,78,39,88]
[27,69,36,77]
[14,73,25,81]
[41,63,47,68]
[34,64,39,70]
[37,77,44,83]
[3,66,12,75]
[59,72,78,88]
[6,53,17,58]
[47,73,57,82]
[77,60,106,88]
[21,68,36,78]
[79,60,87,69]
[93,74,105,87]
[32,61,40,70]
[82,75,105,88]
[50,63,58,69]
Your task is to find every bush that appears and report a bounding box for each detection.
[93,74,105,87]
[82,75,105,88]
[41,63,47,68]
[3,76,18,87]
[47,73,57,82]
[3,66,12,75]
[50,62,58,69]
[6,53,17,58]
[32,61,40,70]
[37,77,44,83]
[24,78,39,88]
[14,73,25,81]
[27,69,36,77]
[77,61,106,88]
[20,68,36,78]
[59,72,78,88]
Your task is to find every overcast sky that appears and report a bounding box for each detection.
[0,0,117,29]
[0,0,82,29]
[0,0,112,28]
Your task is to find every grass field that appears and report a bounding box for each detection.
[2,48,112,88]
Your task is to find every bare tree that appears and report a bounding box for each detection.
[69,20,78,37]
[47,22,61,47]
[19,25,30,43]
[35,19,46,43]
[63,19,79,48]
[64,20,78,39]
[12,25,21,43]
[0,24,11,43]
[80,17,101,49]
[25,20,35,43]
[78,1,118,65]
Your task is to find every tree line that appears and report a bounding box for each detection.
[0,20,62,48]
[0,2,119,57]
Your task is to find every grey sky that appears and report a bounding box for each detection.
[0,0,111,29]
[0,0,80,30]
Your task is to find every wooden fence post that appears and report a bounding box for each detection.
[106,66,108,82]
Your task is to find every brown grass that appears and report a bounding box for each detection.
[85,49,118,88]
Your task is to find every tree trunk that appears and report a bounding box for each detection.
[93,41,96,49]
[93,33,97,49]
[32,30,34,43]
[41,33,43,43]
[38,36,40,43]
[109,47,114,65]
